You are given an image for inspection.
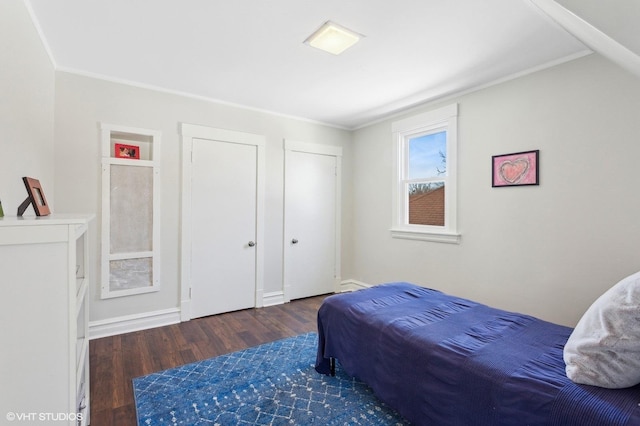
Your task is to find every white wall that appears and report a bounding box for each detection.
[0,0,54,212]
[8,0,640,332]
[53,72,353,324]
[350,53,640,327]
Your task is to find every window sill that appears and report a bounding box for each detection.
[390,228,461,244]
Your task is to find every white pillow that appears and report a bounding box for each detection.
[564,271,640,389]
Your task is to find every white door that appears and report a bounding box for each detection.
[190,137,257,318]
[284,144,340,300]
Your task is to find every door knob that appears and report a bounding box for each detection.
[291,238,299,244]
[248,241,256,247]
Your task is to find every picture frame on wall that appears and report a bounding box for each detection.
[492,150,539,187]
[115,143,140,159]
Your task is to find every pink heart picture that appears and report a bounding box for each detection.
[492,150,539,187]
[499,159,529,184]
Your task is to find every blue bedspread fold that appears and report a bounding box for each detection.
[315,282,640,425]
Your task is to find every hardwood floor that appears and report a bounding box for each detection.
[89,295,329,426]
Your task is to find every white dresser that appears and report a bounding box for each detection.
[0,214,94,426]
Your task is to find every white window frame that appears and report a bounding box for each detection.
[391,104,460,244]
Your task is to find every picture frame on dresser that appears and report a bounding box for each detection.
[18,176,51,216]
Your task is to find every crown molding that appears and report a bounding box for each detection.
[529,0,640,79]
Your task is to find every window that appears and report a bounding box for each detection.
[391,104,460,243]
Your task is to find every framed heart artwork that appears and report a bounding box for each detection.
[492,150,539,187]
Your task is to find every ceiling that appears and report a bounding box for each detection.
[26,0,596,129]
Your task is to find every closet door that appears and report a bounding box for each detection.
[190,137,258,318]
[284,141,342,300]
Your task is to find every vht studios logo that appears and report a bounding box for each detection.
[6,412,84,422]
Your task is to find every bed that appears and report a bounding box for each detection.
[315,282,640,425]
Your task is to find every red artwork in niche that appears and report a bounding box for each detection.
[115,143,140,159]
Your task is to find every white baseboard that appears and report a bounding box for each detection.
[262,291,286,307]
[263,280,368,307]
[339,279,371,292]
[89,307,181,340]
[89,280,370,339]
[180,298,191,322]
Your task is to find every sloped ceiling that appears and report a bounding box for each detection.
[24,0,606,129]
[556,0,640,56]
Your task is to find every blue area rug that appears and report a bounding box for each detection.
[133,332,408,425]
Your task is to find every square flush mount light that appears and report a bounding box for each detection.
[304,21,362,55]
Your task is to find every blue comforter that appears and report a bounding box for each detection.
[315,282,640,425]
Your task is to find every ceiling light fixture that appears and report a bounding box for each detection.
[304,21,362,55]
